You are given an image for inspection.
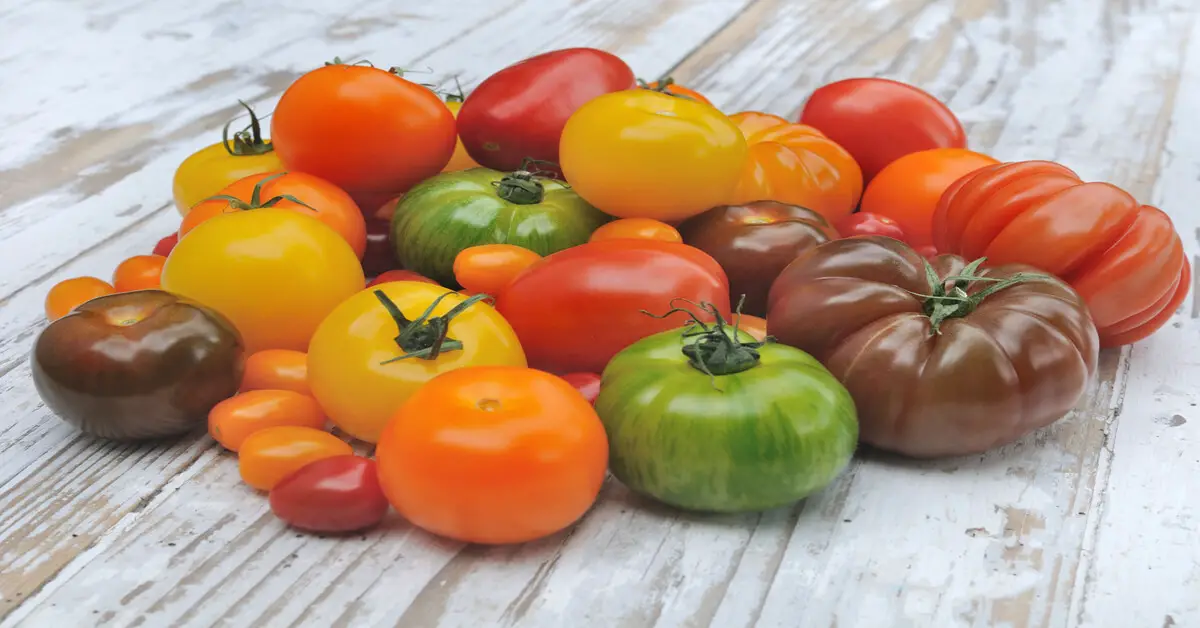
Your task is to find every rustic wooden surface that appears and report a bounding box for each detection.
[1,0,1197,626]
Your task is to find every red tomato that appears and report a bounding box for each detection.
[111,255,166,292]
[269,455,389,533]
[453,244,543,295]
[589,218,682,243]
[44,277,116,321]
[457,48,635,173]
[241,349,310,395]
[835,212,907,241]
[559,372,602,405]
[799,78,967,183]
[208,390,326,452]
[153,233,178,257]
[366,269,438,288]
[494,240,732,374]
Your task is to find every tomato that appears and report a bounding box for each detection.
[376,365,608,544]
[638,77,713,106]
[596,302,857,512]
[241,349,310,395]
[835,212,907,241]
[677,201,837,317]
[453,244,541,296]
[172,101,284,216]
[161,209,364,354]
[588,218,682,243]
[727,111,863,222]
[44,277,115,321]
[559,372,602,405]
[269,456,389,533]
[560,90,748,222]
[391,167,608,286]
[271,62,456,211]
[181,171,367,259]
[208,390,325,452]
[798,78,967,183]
[859,147,998,247]
[441,95,480,172]
[361,218,399,278]
[152,233,179,257]
[239,426,353,491]
[766,236,1099,457]
[111,255,166,292]
[734,313,768,341]
[366,269,438,288]
[33,290,243,441]
[495,239,732,374]
[932,160,1191,347]
[307,281,526,443]
[457,48,635,173]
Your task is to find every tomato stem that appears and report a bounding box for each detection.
[374,289,491,362]
[636,76,699,103]
[222,100,275,157]
[642,296,770,389]
[495,171,546,205]
[920,258,1053,334]
[200,172,318,213]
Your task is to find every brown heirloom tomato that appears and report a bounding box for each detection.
[766,236,1099,458]
[678,201,837,316]
[32,290,244,441]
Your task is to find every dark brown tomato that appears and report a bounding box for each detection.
[765,236,1099,458]
[677,201,837,316]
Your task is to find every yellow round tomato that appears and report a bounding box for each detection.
[161,209,364,354]
[307,281,526,443]
[442,98,480,172]
[560,90,747,222]
[173,142,283,216]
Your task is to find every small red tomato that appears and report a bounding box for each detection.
[835,212,908,241]
[366,270,439,288]
[559,372,602,405]
[269,455,389,533]
[153,233,179,257]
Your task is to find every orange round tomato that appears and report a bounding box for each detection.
[442,97,480,172]
[560,90,747,221]
[452,244,542,295]
[638,77,713,106]
[181,171,367,259]
[208,390,326,452]
[45,277,115,321]
[735,313,768,342]
[860,147,998,247]
[376,365,609,544]
[727,111,863,222]
[241,349,310,395]
[238,426,352,491]
[111,255,166,292]
[589,218,681,243]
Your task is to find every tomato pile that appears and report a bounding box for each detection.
[34,48,1190,542]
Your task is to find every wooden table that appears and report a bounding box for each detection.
[2,0,1198,626]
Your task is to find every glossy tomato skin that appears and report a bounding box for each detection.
[269,455,389,533]
[208,389,326,452]
[799,78,967,183]
[835,212,907,241]
[453,244,542,296]
[111,255,166,292]
[728,112,863,222]
[239,426,353,491]
[32,290,244,441]
[495,240,732,374]
[766,236,1099,458]
[677,201,837,317]
[457,48,635,173]
[932,160,1191,347]
[560,90,748,222]
[45,277,115,321]
[588,218,681,243]
[366,270,438,288]
[559,372,602,405]
[441,98,480,172]
[376,365,609,544]
[241,349,310,395]
[172,142,283,216]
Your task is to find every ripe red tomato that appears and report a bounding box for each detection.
[153,233,178,257]
[365,269,438,288]
[559,372,602,405]
[457,48,635,173]
[111,255,166,292]
[835,212,908,241]
[269,455,389,533]
[799,78,967,183]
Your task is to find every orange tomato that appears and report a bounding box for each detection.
[241,349,310,395]
[181,171,367,259]
[735,313,768,342]
[728,111,863,222]
[208,390,326,452]
[375,365,609,544]
[639,77,713,106]
[452,244,542,295]
[442,97,480,172]
[44,277,116,321]
[238,426,352,491]
[589,218,682,243]
[111,255,166,292]
[860,147,999,247]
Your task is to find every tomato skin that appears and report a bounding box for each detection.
[453,245,542,296]
[376,365,609,544]
[208,389,326,452]
[441,99,480,172]
[559,372,602,405]
[639,79,713,106]
[835,212,907,241]
[361,218,399,278]
[798,78,967,183]
[238,426,353,491]
[241,349,310,395]
[366,270,438,288]
[45,277,116,321]
[589,218,682,243]
[153,233,179,257]
[269,456,389,533]
[457,48,635,173]
[172,142,283,216]
[112,255,166,292]
[859,147,999,247]
[560,90,748,222]
[734,314,768,341]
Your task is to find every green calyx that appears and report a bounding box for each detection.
[493,158,562,205]
[643,296,771,388]
[919,257,1051,334]
[200,172,317,212]
[374,289,491,362]
[221,100,274,157]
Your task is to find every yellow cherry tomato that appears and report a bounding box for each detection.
[442,98,481,172]
[161,209,364,354]
[172,102,284,216]
[560,90,748,222]
[307,281,526,443]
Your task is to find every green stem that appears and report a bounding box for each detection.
[199,172,318,212]
[636,75,699,102]
[495,170,546,205]
[641,295,770,390]
[375,290,491,363]
[222,100,275,157]
[919,257,1053,334]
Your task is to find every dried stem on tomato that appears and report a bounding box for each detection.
[221,100,275,157]
[642,295,771,389]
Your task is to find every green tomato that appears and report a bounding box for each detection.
[390,167,610,286]
[595,319,858,513]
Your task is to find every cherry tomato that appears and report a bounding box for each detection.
[589,218,682,243]
[269,456,389,533]
[859,148,998,247]
[172,101,284,215]
[559,372,602,405]
[638,77,713,106]
[560,90,748,222]
[241,349,310,395]
[442,96,480,172]
[366,269,439,288]
[208,390,326,452]
[111,255,166,292]
[835,212,908,241]
[376,365,609,544]
[153,233,179,257]
[239,426,352,491]
[453,244,542,296]
[44,277,116,321]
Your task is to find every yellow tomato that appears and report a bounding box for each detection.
[442,99,480,172]
[307,281,526,443]
[161,209,364,354]
[172,102,284,215]
[559,90,748,222]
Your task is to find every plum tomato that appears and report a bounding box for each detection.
[588,218,682,243]
[559,372,602,405]
[269,455,390,533]
[172,101,283,216]
[153,233,179,257]
[111,254,166,292]
[835,212,908,241]
[208,389,326,452]
[453,244,542,296]
[241,349,310,395]
[238,426,352,491]
[44,277,116,321]
[366,270,439,288]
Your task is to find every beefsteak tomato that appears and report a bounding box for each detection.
[173,101,283,216]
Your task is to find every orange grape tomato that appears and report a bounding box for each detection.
[241,349,310,395]
[588,218,682,243]
[111,255,167,292]
[452,244,542,295]
[44,277,116,321]
[238,425,352,491]
[208,390,326,452]
[639,78,713,107]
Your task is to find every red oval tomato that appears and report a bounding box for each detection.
[269,455,389,533]
[799,78,967,183]
[835,212,907,241]
[153,233,178,257]
[365,269,438,288]
[559,372,602,405]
